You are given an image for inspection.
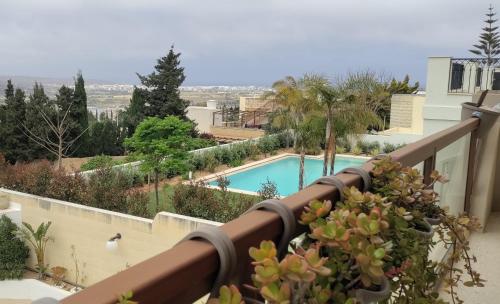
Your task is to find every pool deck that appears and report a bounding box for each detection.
[194,152,370,197]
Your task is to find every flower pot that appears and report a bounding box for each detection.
[0,195,9,210]
[424,216,441,226]
[354,276,391,304]
[410,220,434,239]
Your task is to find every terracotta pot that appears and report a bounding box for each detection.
[0,195,9,210]
[354,276,391,304]
[424,216,441,226]
[410,220,434,239]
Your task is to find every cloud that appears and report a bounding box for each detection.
[0,0,493,85]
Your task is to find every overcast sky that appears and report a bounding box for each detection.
[0,0,494,86]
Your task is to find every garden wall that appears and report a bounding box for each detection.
[0,188,220,286]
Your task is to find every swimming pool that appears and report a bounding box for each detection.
[208,155,367,197]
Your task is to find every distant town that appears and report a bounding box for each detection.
[0,75,269,116]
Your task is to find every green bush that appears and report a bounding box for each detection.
[80,155,116,171]
[204,151,220,172]
[336,137,351,152]
[336,145,347,154]
[172,181,258,223]
[351,146,362,155]
[382,142,406,153]
[257,135,278,156]
[0,215,29,280]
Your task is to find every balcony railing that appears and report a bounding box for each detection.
[448,57,500,94]
[60,117,481,304]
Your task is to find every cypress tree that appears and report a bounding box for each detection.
[24,83,54,160]
[470,5,500,65]
[136,46,189,119]
[0,81,30,163]
[123,87,147,137]
[71,72,90,156]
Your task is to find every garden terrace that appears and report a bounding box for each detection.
[58,102,499,304]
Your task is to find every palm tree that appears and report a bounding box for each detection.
[295,114,324,190]
[305,75,381,175]
[16,221,53,279]
[264,76,321,190]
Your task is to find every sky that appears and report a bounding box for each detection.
[0,0,494,86]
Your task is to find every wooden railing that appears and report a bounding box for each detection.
[61,117,480,304]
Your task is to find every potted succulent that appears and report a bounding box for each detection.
[209,158,483,304]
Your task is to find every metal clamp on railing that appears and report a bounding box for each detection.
[245,199,296,259]
[177,226,237,297]
[311,175,346,201]
[338,167,372,192]
[369,153,388,162]
[472,111,483,119]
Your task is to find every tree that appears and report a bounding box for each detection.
[122,87,147,137]
[137,46,189,119]
[72,72,90,156]
[265,76,320,190]
[0,81,30,164]
[295,114,324,190]
[16,221,52,279]
[124,116,194,212]
[387,75,419,95]
[24,83,54,160]
[470,5,500,65]
[305,75,381,175]
[22,86,88,169]
[88,112,124,156]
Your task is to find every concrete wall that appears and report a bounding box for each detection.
[239,96,273,112]
[186,106,219,133]
[424,57,473,136]
[210,126,265,139]
[390,94,425,134]
[360,133,423,146]
[0,188,220,286]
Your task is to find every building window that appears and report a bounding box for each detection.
[450,63,464,90]
[476,67,482,87]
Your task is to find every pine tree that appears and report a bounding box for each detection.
[470,5,500,65]
[24,83,54,160]
[0,81,30,163]
[72,72,90,156]
[136,46,189,119]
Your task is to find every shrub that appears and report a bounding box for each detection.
[336,145,347,154]
[382,142,406,153]
[351,146,362,155]
[257,135,277,157]
[229,158,243,167]
[336,137,351,152]
[258,178,280,200]
[85,167,129,213]
[370,148,381,156]
[189,153,205,171]
[355,140,370,154]
[80,155,115,171]
[204,151,220,172]
[382,142,397,153]
[126,189,151,218]
[0,215,29,280]
[172,181,257,223]
[47,171,87,204]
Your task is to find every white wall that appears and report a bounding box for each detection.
[424,57,473,135]
[186,106,219,133]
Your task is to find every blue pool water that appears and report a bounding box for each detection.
[209,156,366,197]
